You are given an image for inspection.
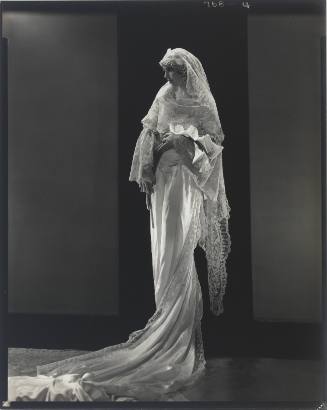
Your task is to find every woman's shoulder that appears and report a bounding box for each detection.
[155,83,172,102]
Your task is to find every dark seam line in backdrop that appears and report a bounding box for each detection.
[0,24,8,410]
[320,34,327,405]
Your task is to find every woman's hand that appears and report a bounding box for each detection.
[162,132,177,144]
[158,132,184,151]
[154,133,174,157]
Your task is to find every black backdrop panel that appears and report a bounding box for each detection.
[118,4,251,331]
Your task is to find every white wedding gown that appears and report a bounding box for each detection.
[7,148,208,402]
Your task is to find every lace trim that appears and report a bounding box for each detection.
[199,190,231,316]
[194,322,206,374]
[193,200,206,374]
[193,284,206,374]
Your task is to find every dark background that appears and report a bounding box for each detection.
[1,1,325,362]
[3,10,119,316]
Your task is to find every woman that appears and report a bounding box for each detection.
[7,48,231,402]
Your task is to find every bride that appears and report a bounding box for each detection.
[7,48,231,402]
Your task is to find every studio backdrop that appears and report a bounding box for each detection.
[2,2,324,355]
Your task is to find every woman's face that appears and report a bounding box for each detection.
[163,67,186,88]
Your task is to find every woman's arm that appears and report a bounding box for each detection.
[154,132,196,170]
[129,127,158,193]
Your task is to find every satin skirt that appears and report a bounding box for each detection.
[7,149,206,402]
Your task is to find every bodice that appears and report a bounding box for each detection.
[156,96,207,135]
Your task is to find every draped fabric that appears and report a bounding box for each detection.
[7,48,231,402]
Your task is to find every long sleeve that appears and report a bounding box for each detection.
[129,127,160,186]
[129,92,162,187]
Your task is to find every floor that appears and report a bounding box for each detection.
[8,348,323,403]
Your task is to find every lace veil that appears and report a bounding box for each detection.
[130,48,231,316]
